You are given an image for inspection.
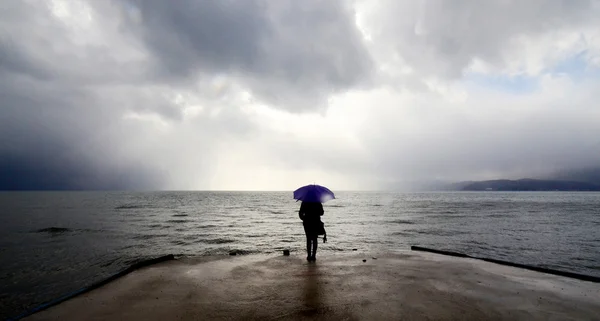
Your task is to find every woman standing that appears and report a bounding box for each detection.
[299,201,325,261]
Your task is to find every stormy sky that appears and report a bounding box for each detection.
[1,0,600,191]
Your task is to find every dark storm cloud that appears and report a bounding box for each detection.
[0,151,161,190]
[116,0,373,111]
[0,0,374,190]
[0,0,166,190]
[0,65,164,190]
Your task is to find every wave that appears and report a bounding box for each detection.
[35,227,72,234]
[132,234,169,240]
[99,258,121,268]
[481,203,497,207]
[172,214,189,217]
[391,231,412,236]
[426,229,465,237]
[427,210,460,215]
[197,224,218,229]
[387,219,415,225]
[166,219,190,223]
[203,238,236,244]
[224,249,258,255]
[322,246,349,251]
[427,214,469,219]
[487,213,511,218]
[34,227,101,234]
[115,204,156,210]
[394,228,464,237]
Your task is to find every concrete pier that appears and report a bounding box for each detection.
[25,251,600,320]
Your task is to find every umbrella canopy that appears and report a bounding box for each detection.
[293,184,335,203]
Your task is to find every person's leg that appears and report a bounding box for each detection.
[303,224,312,260]
[311,236,318,260]
[306,236,312,260]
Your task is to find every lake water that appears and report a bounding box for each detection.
[1,191,599,319]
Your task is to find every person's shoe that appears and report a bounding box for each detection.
[307,256,311,261]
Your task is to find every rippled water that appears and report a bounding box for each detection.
[1,191,599,318]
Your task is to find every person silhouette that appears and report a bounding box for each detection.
[298,201,325,261]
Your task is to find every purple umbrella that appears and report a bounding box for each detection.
[293,184,335,203]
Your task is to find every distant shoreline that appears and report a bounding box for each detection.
[445,178,600,192]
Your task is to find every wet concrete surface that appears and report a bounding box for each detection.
[26,251,600,320]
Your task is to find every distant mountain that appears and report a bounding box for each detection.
[458,178,600,191]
